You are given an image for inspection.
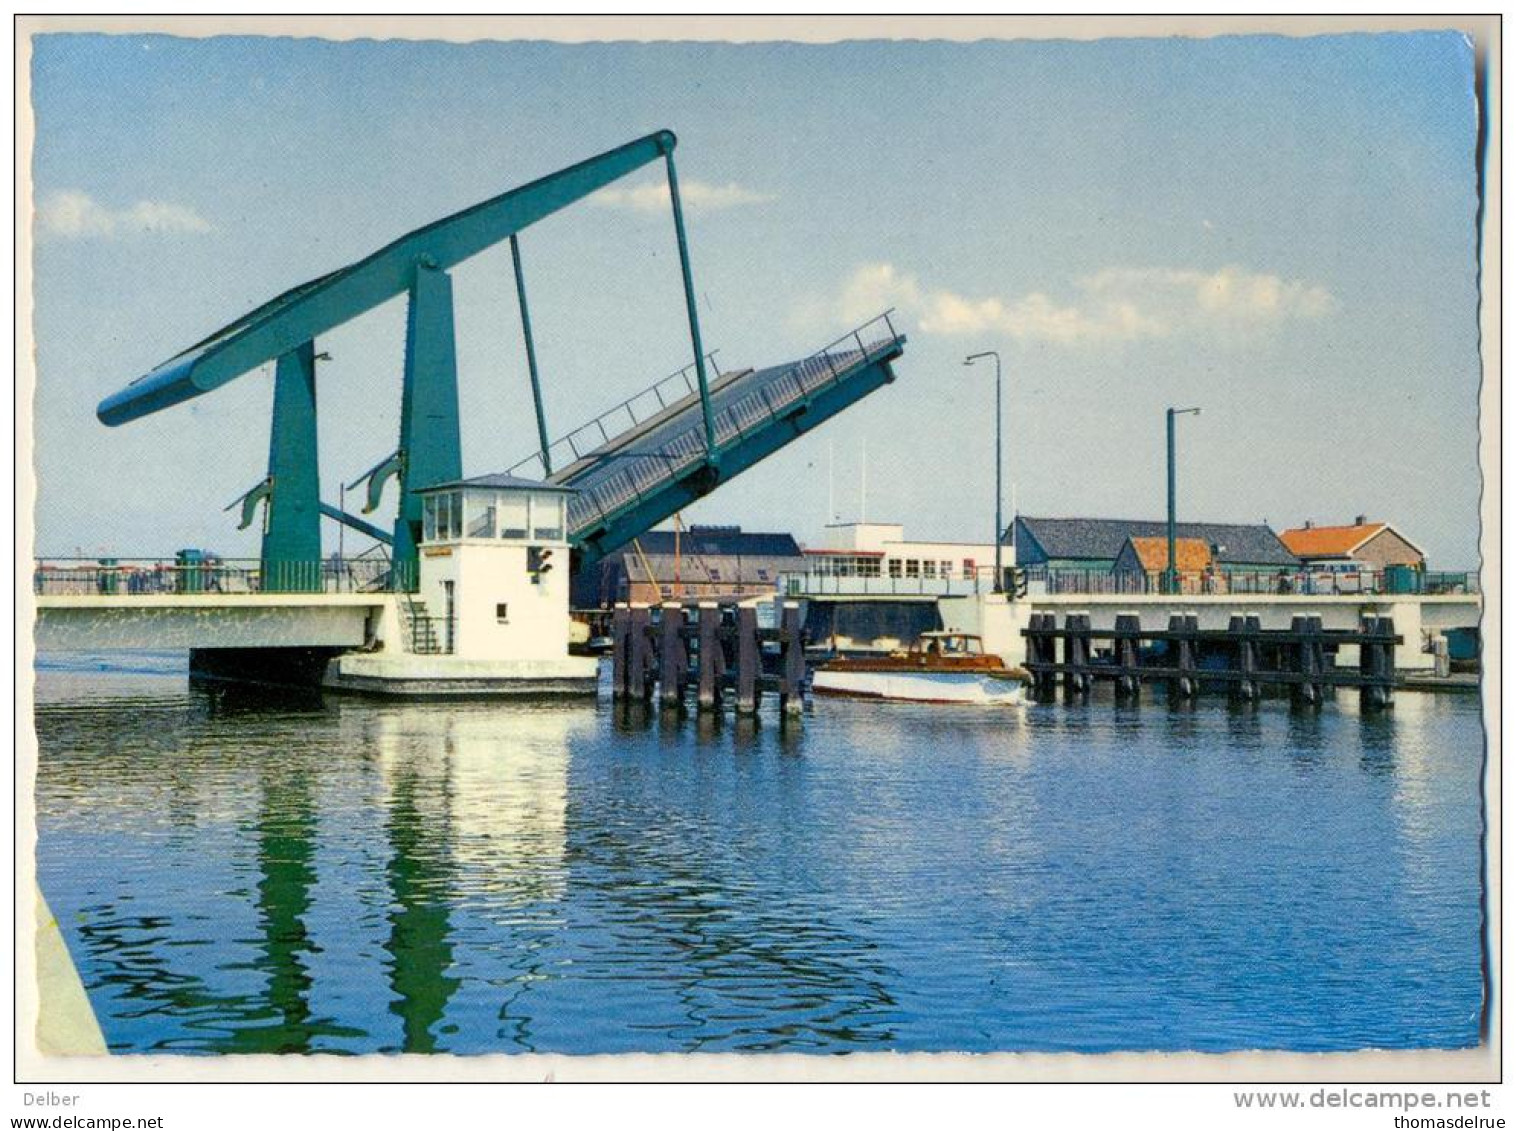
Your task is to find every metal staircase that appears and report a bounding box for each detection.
[400,593,446,654]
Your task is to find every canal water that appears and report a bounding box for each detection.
[33,651,1486,1056]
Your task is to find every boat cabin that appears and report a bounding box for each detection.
[908,632,988,658]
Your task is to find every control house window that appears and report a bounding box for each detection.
[498,493,529,540]
[468,503,496,539]
[531,494,565,542]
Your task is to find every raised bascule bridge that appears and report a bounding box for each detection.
[35,130,907,695]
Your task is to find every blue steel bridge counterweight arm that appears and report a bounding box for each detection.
[93,127,734,589]
[97,130,681,427]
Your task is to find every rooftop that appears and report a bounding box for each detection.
[418,472,576,493]
[1279,522,1390,559]
[1015,515,1298,567]
[621,526,803,559]
[1122,536,1214,573]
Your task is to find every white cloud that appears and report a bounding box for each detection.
[590,179,775,214]
[37,190,214,239]
[828,261,1335,344]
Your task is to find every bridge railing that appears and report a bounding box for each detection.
[504,352,723,481]
[780,572,995,598]
[1024,566,1480,597]
[561,311,903,539]
[33,557,419,596]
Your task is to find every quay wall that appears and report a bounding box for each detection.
[832,592,1480,672]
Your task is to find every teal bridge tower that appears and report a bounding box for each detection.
[97,130,906,591]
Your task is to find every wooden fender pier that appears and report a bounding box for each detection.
[610,600,808,716]
[1022,611,1401,709]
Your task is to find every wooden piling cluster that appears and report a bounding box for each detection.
[611,601,808,716]
[1023,612,1400,710]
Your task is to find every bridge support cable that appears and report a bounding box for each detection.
[509,234,552,476]
[663,149,717,462]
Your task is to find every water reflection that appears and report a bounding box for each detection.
[194,680,327,718]
[560,793,901,1051]
[33,658,1487,1055]
[355,703,592,1052]
[378,723,456,1053]
[1283,706,1330,772]
[248,761,321,1050]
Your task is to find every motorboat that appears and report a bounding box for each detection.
[811,632,1027,705]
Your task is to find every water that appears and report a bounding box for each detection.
[33,651,1486,1055]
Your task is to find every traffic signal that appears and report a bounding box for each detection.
[528,546,554,581]
[1012,568,1029,600]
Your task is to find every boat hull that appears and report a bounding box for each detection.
[811,668,1024,706]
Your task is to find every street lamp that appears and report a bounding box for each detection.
[1165,405,1202,596]
[964,351,1003,594]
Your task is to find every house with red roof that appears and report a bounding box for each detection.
[1112,535,1224,592]
[1278,516,1426,571]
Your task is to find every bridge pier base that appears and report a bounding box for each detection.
[189,646,346,691]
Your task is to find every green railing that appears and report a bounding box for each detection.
[1024,566,1480,597]
[33,557,419,596]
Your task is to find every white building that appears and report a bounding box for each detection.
[413,473,577,662]
[800,522,1011,587]
[325,473,598,695]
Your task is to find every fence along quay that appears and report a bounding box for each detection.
[1022,611,1400,710]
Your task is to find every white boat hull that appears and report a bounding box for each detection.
[811,668,1025,706]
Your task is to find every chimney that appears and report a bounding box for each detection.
[1354,514,1367,526]
[1303,520,1314,530]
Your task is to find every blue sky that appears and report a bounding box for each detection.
[29,31,1482,565]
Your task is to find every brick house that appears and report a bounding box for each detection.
[1278,517,1426,571]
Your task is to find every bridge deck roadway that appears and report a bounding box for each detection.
[34,593,390,651]
[558,346,879,544]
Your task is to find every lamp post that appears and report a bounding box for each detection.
[964,351,1003,594]
[1165,405,1202,595]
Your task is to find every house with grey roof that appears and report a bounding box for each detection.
[1011,516,1300,576]
[572,525,805,608]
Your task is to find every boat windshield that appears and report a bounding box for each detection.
[916,634,983,656]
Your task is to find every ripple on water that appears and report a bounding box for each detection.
[33,655,1487,1054]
